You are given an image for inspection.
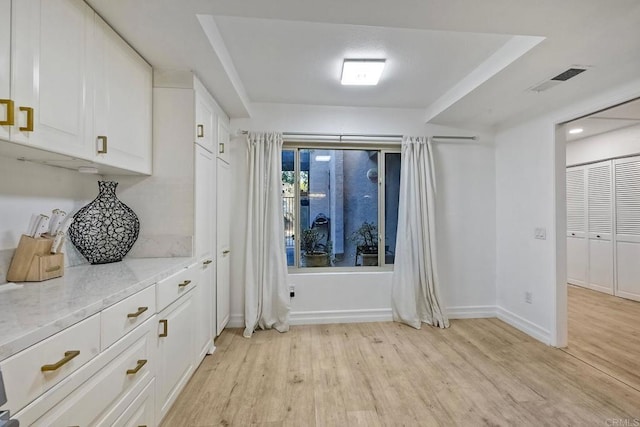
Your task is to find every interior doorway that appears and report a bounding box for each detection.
[562,97,640,390]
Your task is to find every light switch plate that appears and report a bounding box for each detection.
[534,227,547,240]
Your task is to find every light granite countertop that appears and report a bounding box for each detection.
[0,257,195,362]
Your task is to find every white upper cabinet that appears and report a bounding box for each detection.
[10,0,92,157]
[0,0,11,141]
[93,15,152,175]
[195,82,216,153]
[0,0,152,175]
[217,117,230,163]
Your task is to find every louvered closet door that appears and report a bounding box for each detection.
[586,161,614,294]
[566,166,588,286]
[614,157,640,301]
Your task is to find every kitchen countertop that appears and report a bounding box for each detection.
[0,257,195,362]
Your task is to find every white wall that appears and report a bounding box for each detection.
[229,103,497,327]
[566,124,640,166]
[0,156,100,281]
[494,77,640,346]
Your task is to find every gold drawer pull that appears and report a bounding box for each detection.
[222,250,230,255]
[127,306,149,318]
[178,280,191,288]
[126,359,147,375]
[0,99,14,125]
[19,106,33,132]
[219,142,225,153]
[203,259,213,265]
[41,350,80,372]
[97,135,108,154]
[159,319,168,337]
[197,124,204,138]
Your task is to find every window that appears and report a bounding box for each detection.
[282,146,401,269]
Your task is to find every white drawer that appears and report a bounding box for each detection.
[101,285,156,350]
[0,314,100,413]
[156,263,197,311]
[109,378,155,427]
[19,316,156,427]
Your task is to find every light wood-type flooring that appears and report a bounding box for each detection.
[564,284,640,392]
[163,307,640,426]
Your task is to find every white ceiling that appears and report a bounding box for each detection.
[565,97,640,142]
[212,17,512,109]
[86,0,640,128]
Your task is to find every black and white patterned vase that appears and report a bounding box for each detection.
[69,181,140,264]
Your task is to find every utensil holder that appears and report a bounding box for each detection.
[6,235,65,282]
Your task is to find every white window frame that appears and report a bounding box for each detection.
[283,140,400,273]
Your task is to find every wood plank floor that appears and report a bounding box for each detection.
[565,285,640,391]
[162,316,640,426]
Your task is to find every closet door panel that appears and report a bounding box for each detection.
[586,161,614,293]
[614,157,640,300]
[566,166,587,286]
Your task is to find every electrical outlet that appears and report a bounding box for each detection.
[289,286,295,298]
[534,227,547,240]
[525,291,533,304]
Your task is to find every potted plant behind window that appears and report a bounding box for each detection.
[349,221,378,266]
[300,228,330,267]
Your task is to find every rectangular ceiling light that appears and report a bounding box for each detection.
[341,59,386,86]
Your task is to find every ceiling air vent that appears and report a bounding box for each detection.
[551,68,586,81]
[529,66,588,92]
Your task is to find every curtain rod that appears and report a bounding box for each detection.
[237,130,477,141]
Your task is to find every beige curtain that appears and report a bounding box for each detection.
[391,136,449,329]
[243,131,290,337]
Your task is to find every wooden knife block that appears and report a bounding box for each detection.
[6,235,64,282]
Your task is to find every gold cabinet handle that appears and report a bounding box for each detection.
[97,135,108,154]
[197,124,204,138]
[41,350,80,372]
[219,142,225,153]
[0,99,14,125]
[159,319,168,337]
[126,359,148,375]
[19,106,33,132]
[178,279,191,288]
[222,250,230,255]
[203,259,213,265]
[127,306,149,318]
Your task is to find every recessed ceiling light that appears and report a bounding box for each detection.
[315,155,331,162]
[569,128,584,135]
[341,59,386,86]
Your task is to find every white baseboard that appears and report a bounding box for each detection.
[447,305,496,319]
[229,306,497,329]
[496,306,551,345]
[290,308,393,325]
[228,313,244,329]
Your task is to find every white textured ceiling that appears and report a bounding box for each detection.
[213,17,511,109]
[86,0,640,127]
[565,98,640,142]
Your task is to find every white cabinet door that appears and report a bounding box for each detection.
[566,166,587,286]
[217,116,230,163]
[195,260,214,365]
[216,158,231,335]
[111,378,155,427]
[10,0,92,157]
[0,0,10,141]
[156,291,195,424]
[195,144,215,261]
[586,161,614,294]
[94,14,152,174]
[195,89,216,153]
[614,157,640,301]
